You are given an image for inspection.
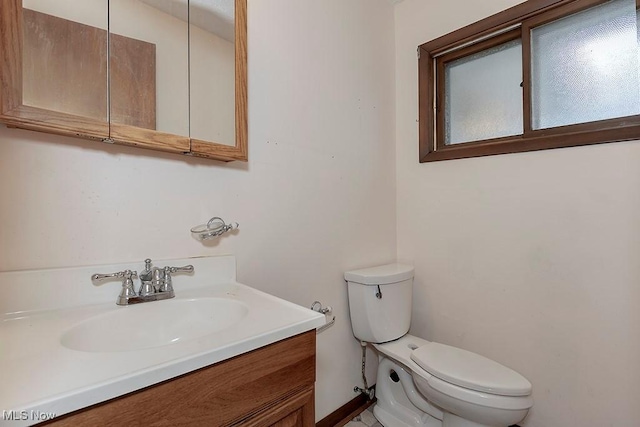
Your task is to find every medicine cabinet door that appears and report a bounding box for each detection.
[189,0,247,161]
[0,0,109,141]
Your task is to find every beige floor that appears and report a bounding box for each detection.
[344,405,382,427]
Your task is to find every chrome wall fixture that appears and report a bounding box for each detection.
[311,301,335,334]
[191,216,239,240]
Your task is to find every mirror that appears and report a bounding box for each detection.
[0,0,247,161]
[189,0,236,146]
[22,0,107,122]
[109,0,190,151]
[189,0,247,160]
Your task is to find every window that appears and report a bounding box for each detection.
[418,0,640,162]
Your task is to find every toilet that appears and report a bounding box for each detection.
[345,264,533,427]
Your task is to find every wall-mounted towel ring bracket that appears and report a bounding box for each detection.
[311,301,335,334]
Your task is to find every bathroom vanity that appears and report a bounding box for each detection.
[46,331,316,426]
[0,256,324,426]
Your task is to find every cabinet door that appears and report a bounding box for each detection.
[108,0,190,153]
[0,0,109,141]
[241,387,315,427]
[270,408,304,427]
[188,0,247,161]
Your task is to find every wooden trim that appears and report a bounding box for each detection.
[316,391,376,427]
[235,0,248,161]
[530,114,640,137]
[419,0,572,56]
[437,29,521,65]
[190,138,248,161]
[521,24,532,134]
[435,57,446,151]
[110,123,189,153]
[521,0,608,30]
[422,121,640,162]
[0,0,22,115]
[1,105,108,140]
[418,47,434,160]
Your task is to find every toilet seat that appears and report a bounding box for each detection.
[411,343,532,397]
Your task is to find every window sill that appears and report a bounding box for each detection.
[420,120,640,162]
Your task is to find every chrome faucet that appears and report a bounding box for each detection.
[92,259,194,305]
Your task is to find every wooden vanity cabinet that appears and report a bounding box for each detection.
[44,331,316,427]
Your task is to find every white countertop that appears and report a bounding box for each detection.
[0,256,325,426]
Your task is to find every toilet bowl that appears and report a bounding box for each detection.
[374,335,533,427]
[345,264,533,427]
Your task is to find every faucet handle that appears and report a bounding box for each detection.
[91,270,138,306]
[91,269,137,281]
[160,265,194,293]
[92,271,121,281]
[166,265,194,274]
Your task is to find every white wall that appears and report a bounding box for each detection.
[395,1,640,426]
[0,0,396,420]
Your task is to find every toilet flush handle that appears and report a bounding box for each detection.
[376,285,382,299]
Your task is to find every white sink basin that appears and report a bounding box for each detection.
[61,298,249,352]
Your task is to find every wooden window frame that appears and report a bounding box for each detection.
[419,0,640,162]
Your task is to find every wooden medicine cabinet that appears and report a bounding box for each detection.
[0,0,247,162]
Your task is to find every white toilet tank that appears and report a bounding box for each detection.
[345,263,414,343]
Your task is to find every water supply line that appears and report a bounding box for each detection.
[354,341,375,400]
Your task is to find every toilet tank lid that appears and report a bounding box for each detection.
[344,263,414,285]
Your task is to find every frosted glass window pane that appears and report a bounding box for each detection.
[531,0,640,130]
[445,39,523,145]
